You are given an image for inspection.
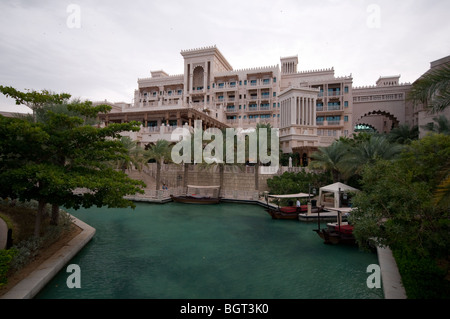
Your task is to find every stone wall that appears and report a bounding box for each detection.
[127,163,273,193]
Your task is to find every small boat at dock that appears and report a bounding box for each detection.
[170,185,221,204]
[313,207,356,245]
[265,192,322,220]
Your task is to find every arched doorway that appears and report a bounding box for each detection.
[356,110,400,133]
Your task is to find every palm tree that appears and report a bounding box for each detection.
[145,139,172,191]
[253,123,274,191]
[340,135,404,176]
[387,124,419,144]
[116,136,146,172]
[309,140,347,182]
[408,63,450,114]
[421,115,450,135]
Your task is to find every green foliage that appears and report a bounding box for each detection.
[309,141,348,182]
[349,134,450,297]
[421,115,450,136]
[393,249,450,299]
[267,170,332,196]
[387,124,419,144]
[407,62,450,114]
[280,152,300,167]
[0,248,18,288]
[0,85,71,109]
[0,86,146,236]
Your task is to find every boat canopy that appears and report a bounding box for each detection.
[325,207,354,214]
[268,193,311,199]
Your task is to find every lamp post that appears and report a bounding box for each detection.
[308,183,317,203]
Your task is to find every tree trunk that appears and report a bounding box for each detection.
[184,162,189,193]
[255,162,259,191]
[34,201,47,237]
[156,160,161,190]
[219,164,224,197]
[51,204,59,226]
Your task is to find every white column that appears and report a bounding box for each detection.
[301,97,305,125]
[305,98,311,125]
[313,97,317,125]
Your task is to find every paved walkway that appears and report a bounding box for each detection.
[377,246,407,299]
[1,216,95,299]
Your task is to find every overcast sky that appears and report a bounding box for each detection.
[0,0,449,113]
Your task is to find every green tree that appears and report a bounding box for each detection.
[309,140,347,182]
[116,136,147,172]
[350,134,450,257]
[267,170,332,196]
[145,139,172,191]
[408,62,450,114]
[387,124,419,144]
[253,123,275,191]
[0,87,145,236]
[421,115,450,135]
[340,135,403,177]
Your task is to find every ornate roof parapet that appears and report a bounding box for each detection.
[296,67,334,75]
[353,82,411,90]
[180,45,217,53]
[214,64,279,77]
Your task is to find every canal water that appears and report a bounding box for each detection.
[36,202,383,299]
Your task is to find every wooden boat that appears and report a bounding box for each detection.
[265,192,314,220]
[313,207,356,245]
[170,185,221,204]
[170,194,221,204]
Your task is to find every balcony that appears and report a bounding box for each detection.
[316,105,342,112]
[225,107,237,113]
[327,90,341,97]
[316,120,343,127]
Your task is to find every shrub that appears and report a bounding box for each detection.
[393,248,450,299]
[0,248,18,287]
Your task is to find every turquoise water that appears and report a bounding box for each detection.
[36,202,383,299]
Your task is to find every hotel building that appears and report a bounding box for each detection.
[97,46,449,165]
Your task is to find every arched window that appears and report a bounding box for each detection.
[193,66,204,89]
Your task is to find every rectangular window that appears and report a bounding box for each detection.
[263,79,270,84]
[250,80,257,86]
[244,80,247,85]
[344,116,349,122]
[273,77,277,83]
[273,92,276,97]
[344,101,349,107]
[344,86,349,93]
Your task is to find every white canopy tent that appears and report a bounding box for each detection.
[318,182,359,208]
